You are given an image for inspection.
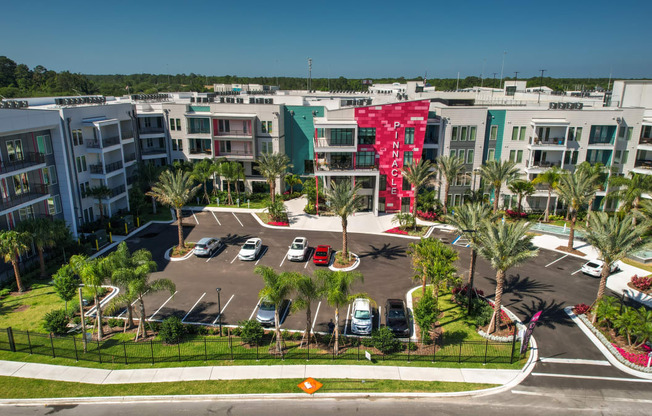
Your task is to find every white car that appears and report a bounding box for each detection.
[193,237,223,257]
[350,298,373,335]
[238,238,262,261]
[287,237,309,261]
[581,259,619,277]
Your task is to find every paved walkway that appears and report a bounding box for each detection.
[0,360,522,385]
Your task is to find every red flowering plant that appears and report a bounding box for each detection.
[505,209,527,219]
[268,221,289,227]
[416,210,438,221]
[630,275,652,292]
[573,303,591,315]
[385,227,408,235]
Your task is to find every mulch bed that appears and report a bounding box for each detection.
[627,282,651,295]
[584,311,652,364]
[556,246,587,256]
[331,253,356,269]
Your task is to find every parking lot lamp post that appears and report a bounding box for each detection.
[216,288,222,336]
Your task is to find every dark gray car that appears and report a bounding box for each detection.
[256,300,291,327]
[385,299,409,337]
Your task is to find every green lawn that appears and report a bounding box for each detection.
[137,208,172,225]
[621,258,652,274]
[0,376,497,399]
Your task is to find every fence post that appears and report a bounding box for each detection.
[357,340,360,361]
[73,336,79,361]
[484,340,489,364]
[178,343,181,362]
[204,338,207,362]
[230,335,234,361]
[6,327,15,352]
[432,339,436,363]
[458,341,463,363]
[26,330,32,355]
[150,340,155,365]
[382,339,385,361]
[510,327,517,364]
[407,341,410,362]
[123,341,128,365]
[332,344,335,361]
[256,342,259,361]
[49,333,56,358]
[307,337,310,361]
[97,339,102,363]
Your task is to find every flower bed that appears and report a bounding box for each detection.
[630,274,652,293]
[385,227,408,235]
[612,343,652,367]
[268,221,289,227]
[416,210,438,221]
[505,209,527,219]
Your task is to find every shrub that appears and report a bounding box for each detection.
[108,318,122,328]
[451,284,484,307]
[473,301,494,327]
[421,331,432,345]
[361,337,373,348]
[303,203,317,215]
[43,309,70,335]
[159,316,185,344]
[505,209,527,219]
[405,341,418,351]
[197,325,210,336]
[416,210,438,221]
[573,303,591,315]
[631,275,652,292]
[238,319,264,345]
[414,288,438,342]
[548,214,565,221]
[370,327,401,354]
[231,326,242,336]
[392,213,416,229]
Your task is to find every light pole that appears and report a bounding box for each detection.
[538,69,547,104]
[216,287,222,336]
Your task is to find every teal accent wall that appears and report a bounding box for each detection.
[189,106,210,112]
[284,106,324,176]
[487,110,506,160]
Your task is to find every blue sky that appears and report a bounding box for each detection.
[2,0,650,78]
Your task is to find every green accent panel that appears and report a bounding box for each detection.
[487,110,506,160]
[284,106,324,176]
[189,106,210,112]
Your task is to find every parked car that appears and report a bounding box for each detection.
[256,299,291,327]
[385,299,409,337]
[313,245,332,266]
[287,237,309,261]
[350,298,373,335]
[238,238,262,261]
[193,237,223,257]
[581,259,619,278]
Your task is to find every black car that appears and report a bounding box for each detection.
[385,299,409,337]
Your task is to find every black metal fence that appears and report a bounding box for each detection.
[0,327,526,366]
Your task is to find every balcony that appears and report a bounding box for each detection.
[0,184,49,212]
[189,148,212,156]
[141,148,167,156]
[215,129,252,137]
[316,156,354,172]
[110,185,126,198]
[89,161,123,175]
[86,136,120,149]
[122,132,134,140]
[355,161,379,171]
[634,159,652,170]
[529,136,566,147]
[124,153,136,163]
[0,152,45,176]
[219,150,254,159]
[139,127,164,135]
[528,160,562,169]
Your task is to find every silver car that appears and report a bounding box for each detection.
[351,298,373,335]
[193,237,222,257]
[238,238,262,261]
[256,299,291,327]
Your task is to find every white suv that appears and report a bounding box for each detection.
[350,298,373,335]
[287,237,309,261]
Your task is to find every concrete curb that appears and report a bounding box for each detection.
[164,246,194,262]
[328,252,360,272]
[189,205,266,213]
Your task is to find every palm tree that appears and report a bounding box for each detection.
[577,162,608,227]
[401,159,436,227]
[478,160,520,214]
[147,169,202,250]
[108,242,140,329]
[435,155,466,215]
[191,158,215,204]
[608,172,652,226]
[87,185,112,219]
[0,230,32,292]
[220,161,244,205]
[407,238,458,305]
[325,180,364,261]
[475,221,538,333]
[70,254,113,340]
[111,245,172,340]
[255,266,296,353]
[447,202,493,313]
[290,272,322,347]
[532,166,562,222]
[507,180,535,214]
[17,218,69,278]
[584,212,648,311]
[137,162,163,214]
[284,174,302,194]
[210,157,227,196]
[255,153,292,203]
[316,269,364,354]
[556,170,598,250]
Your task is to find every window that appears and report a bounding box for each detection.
[466,149,474,164]
[169,118,175,131]
[460,126,467,141]
[457,149,465,161]
[425,125,439,144]
[261,121,267,133]
[451,127,459,141]
[6,139,23,161]
[359,128,376,145]
[267,121,273,134]
[146,138,154,147]
[72,129,83,146]
[622,150,629,164]
[626,127,633,141]
[589,125,616,144]
[512,126,526,141]
[357,177,374,189]
[19,206,34,221]
[509,150,516,162]
[487,149,495,161]
[490,125,498,141]
[403,151,413,165]
[171,139,183,151]
[516,150,523,163]
[423,148,437,162]
[520,126,526,141]
[356,151,375,168]
[512,127,519,141]
[48,196,62,215]
[576,127,582,141]
[76,156,87,173]
[568,127,575,141]
[187,118,210,134]
[43,166,57,185]
[615,150,622,162]
[404,127,414,144]
[219,141,232,154]
[469,126,476,141]
[175,119,181,131]
[450,149,456,157]
[80,181,90,198]
[330,129,354,145]
[261,141,273,154]
[379,175,386,191]
[453,194,461,206]
[379,197,385,212]
[402,178,411,191]
[13,173,29,195]
[618,126,627,139]
[401,197,411,213]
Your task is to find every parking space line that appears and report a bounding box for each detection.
[255,247,268,265]
[149,291,177,320]
[192,212,199,224]
[181,292,206,323]
[280,251,288,267]
[311,301,322,333]
[231,253,239,264]
[211,211,221,225]
[545,254,568,268]
[280,298,292,324]
[212,294,235,325]
[571,268,583,275]
[304,259,310,269]
[118,297,140,318]
[232,212,243,227]
[343,303,351,335]
[249,298,262,320]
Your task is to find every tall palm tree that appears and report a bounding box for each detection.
[137,162,163,214]
[507,180,535,214]
[210,157,227,196]
[316,269,364,354]
[435,155,466,215]
[255,266,296,353]
[608,172,652,226]
[0,230,32,292]
[532,166,562,222]
[475,221,538,333]
[447,202,493,313]
[255,153,292,203]
[220,161,244,205]
[291,272,322,347]
[70,254,113,340]
[325,180,364,261]
[17,218,69,278]
[111,245,172,340]
[147,169,202,250]
[577,162,608,227]
[478,160,520,214]
[584,212,648,312]
[284,174,302,194]
[407,238,458,305]
[108,242,141,330]
[556,170,598,250]
[191,158,215,204]
[401,159,436,226]
[87,185,112,219]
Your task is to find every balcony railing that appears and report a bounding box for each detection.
[0,184,49,211]
[215,129,252,137]
[219,150,254,158]
[634,159,652,169]
[90,161,123,174]
[89,164,103,174]
[528,160,562,169]
[139,127,164,135]
[0,152,45,175]
[86,136,120,149]
[189,148,212,155]
[110,185,126,198]
[355,162,379,171]
[530,137,565,146]
[317,160,354,171]
[141,148,167,155]
[315,137,355,148]
[122,132,134,140]
[639,137,652,145]
[124,153,136,163]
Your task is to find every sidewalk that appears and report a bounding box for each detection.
[0,360,523,385]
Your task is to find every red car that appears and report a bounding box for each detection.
[313,245,332,266]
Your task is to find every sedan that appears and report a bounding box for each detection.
[385,299,410,337]
[238,238,262,261]
[287,237,309,261]
[256,299,291,327]
[351,298,373,335]
[193,237,223,257]
[313,245,332,266]
[581,259,619,277]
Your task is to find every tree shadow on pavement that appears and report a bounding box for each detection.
[358,243,407,260]
[513,297,573,329]
[482,273,554,301]
[221,233,254,245]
